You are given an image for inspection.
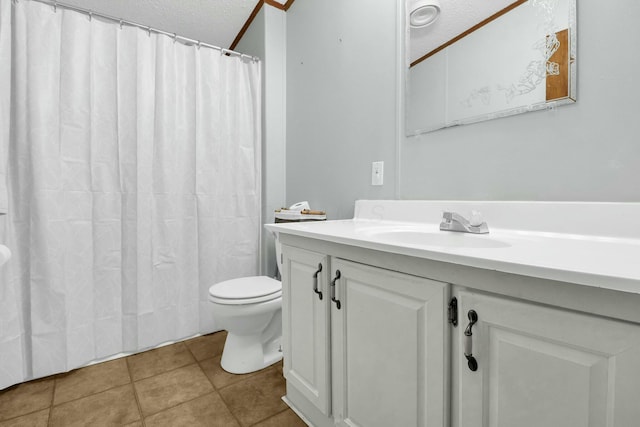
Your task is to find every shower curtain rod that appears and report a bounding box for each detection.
[18,0,261,62]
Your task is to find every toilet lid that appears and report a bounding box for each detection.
[209,276,281,305]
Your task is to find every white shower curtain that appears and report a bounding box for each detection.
[0,0,261,390]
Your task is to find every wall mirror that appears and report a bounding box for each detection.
[406,0,576,136]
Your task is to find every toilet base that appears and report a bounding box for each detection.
[220,332,283,374]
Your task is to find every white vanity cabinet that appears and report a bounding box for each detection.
[271,200,640,427]
[452,290,640,427]
[281,239,640,427]
[281,246,331,417]
[331,258,448,427]
[281,244,449,427]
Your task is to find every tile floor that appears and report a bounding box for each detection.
[0,331,306,427]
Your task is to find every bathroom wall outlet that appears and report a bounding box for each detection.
[371,161,384,186]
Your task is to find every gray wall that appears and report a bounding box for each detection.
[237,7,287,276]
[401,0,640,201]
[284,0,640,218]
[286,0,399,219]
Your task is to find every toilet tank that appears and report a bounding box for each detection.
[272,203,326,279]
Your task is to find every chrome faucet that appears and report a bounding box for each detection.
[440,211,489,234]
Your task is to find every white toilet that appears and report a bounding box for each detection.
[208,235,283,374]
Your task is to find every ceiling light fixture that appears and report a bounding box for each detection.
[409,0,441,28]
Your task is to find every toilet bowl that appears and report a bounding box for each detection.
[208,235,283,374]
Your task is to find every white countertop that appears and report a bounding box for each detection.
[266,200,640,295]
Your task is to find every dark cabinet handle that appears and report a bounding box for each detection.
[330,270,341,309]
[313,263,323,300]
[464,310,478,371]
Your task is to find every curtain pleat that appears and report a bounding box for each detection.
[0,0,10,214]
[0,0,261,390]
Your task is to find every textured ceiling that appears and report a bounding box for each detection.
[408,0,517,64]
[57,0,286,50]
[56,0,515,65]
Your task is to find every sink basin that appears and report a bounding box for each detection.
[367,229,510,249]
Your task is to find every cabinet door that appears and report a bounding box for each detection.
[282,246,331,415]
[454,290,640,427]
[331,258,448,427]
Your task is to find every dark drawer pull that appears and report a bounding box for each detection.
[313,263,323,300]
[464,310,478,372]
[330,270,341,310]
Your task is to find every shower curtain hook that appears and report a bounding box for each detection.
[147,26,152,37]
[119,20,124,29]
[52,2,57,12]
[173,33,177,43]
[88,11,92,22]
[197,41,202,50]
[220,48,227,56]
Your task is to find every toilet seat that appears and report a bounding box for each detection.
[209,276,282,305]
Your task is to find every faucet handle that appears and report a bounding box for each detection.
[469,210,484,227]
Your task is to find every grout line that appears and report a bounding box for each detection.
[216,364,284,426]
[215,385,245,427]
[130,361,217,419]
[183,337,209,362]
[247,407,291,427]
[215,366,268,392]
[132,359,203,383]
[125,357,146,426]
[182,331,227,364]
[0,377,59,425]
[0,406,51,425]
[194,357,274,393]
[48,377,57,426]
[33,357,209,423]
[141,390,222,421]
[196,358,220,391]
[128,341,200,382]
[45,378,132,409]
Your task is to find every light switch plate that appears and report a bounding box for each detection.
[372,161,384,186]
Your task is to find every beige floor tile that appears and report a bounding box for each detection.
[49,384,140,427]
[134,363,213,417]
[54,358,131,405]
[199,355,260,390]
[273,360,284,376]
[0,378,54,421]
[144,392,240,427]
[253,408,307,427]
[218,366,287,426]
[127,342,196,381]
[123,422,143,427]
[0,408,49,427]
[184,331,227,361]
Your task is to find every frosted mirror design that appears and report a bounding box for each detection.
[406,0,576,136]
